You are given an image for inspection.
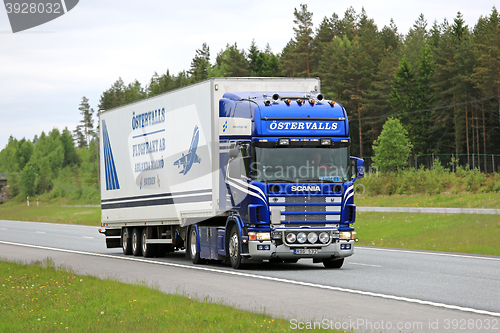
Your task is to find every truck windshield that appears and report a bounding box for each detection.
[252,146,350,183]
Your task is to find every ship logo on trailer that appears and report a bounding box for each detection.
[173,125,202,175]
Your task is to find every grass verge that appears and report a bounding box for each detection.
[356,212,500,256]
[0,259,335,332]
[0,200,100,226]
[355,192,500,209]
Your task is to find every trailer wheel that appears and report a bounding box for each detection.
[141,228,156,258]
[228,225,243,269]
[188,226,203,264]
[122,228,132,255]
[323,258,344,269]
[131,228,142,256]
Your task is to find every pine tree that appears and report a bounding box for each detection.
[212,43,248,77]
[292,4,314,76]
[78,96,94,148]
[188,43,211,82]
[247,40,260,76]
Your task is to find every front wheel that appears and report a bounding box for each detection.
[188,226,203,264]
[228,226,243,269]
[323,258,344,269]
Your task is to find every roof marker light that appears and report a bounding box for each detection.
[264,100,271,106]
[297,99,303,105]
[309,99,315,105]
[329,101,335,107]
[285,99,291,105]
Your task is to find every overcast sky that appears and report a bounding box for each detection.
[0,0,498,150]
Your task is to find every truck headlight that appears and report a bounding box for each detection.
[248,232,271,241]
[257,232,270,241]
[297,232,307,244]
[319,232,330,244]
[339,231,352,240]
[307,232,318,244]
[286,233,296,243]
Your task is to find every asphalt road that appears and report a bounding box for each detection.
[1,219,499,333]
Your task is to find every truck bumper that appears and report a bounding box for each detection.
[246,239,354,261]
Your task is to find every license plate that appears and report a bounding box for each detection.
[294,248,318,255]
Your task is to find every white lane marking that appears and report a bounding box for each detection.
[347,262,382,267]
[0,228,7,230]
[35,231,46,234]
[82,236,94,239]
[1,240,499,318]
[356,246,500,261]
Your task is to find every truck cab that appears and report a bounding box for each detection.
[217,92,364,268]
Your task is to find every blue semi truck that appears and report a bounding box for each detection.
[99,77,364,269]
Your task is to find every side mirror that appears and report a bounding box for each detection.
[350,157,365,181]
[229,148,239,159]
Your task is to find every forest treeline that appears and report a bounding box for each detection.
[1,5,500,201]
[97,5,500,165]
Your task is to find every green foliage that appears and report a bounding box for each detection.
[7,172,20,198]
[20,164,36,197]
[188,43,211,83]
[358,164,500,196]
[372,117,413,172]
[212,43,249,77]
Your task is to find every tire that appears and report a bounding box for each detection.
[131,228,142,256]
[323,258,344,269]
[228,225,243,269]
[122,228,132,255]
[141,228,156,258]
[188,226,203,264]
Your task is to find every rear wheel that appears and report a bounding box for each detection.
[228,226,243,269]
[131,228,142,256]
[141,228,156,258]
[122,228,132,255]
[323,258,344,269]
[188,226,203,264]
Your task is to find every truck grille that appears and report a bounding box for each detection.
[284,197,327,204]
[269,195,341,223]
